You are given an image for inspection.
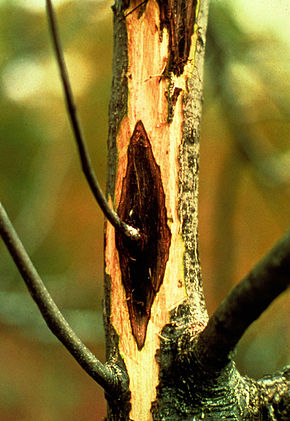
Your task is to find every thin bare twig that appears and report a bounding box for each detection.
[195,230,290,374]
[46,0,139,241]
[0,201,121,395]
[119,0,148,21]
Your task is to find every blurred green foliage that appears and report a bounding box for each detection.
[0,0,289,419]
[201,0,290,379]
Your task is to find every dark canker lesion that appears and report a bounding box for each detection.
[115,120,171,350]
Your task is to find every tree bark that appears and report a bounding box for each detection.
[104,1,209,419]
[0,1,289,420]
[104,1,289,420]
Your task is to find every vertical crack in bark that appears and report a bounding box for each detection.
[157,0,199,76]
[116,121,171,350]
[122,0,199,75]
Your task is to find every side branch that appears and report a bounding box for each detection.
[46,0,139,242]
[0,202,121,395]
[195,230,290,373]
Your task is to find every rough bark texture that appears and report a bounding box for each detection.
[153,358,289,420]
[0,1,288,420]
[104,1,289,420]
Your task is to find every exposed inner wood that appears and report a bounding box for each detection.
[116,120,171,350]
[105,1,200,419]
[157,0,199,75]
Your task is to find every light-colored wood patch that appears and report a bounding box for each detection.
[105,1,200,419]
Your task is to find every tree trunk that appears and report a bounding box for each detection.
[104,0,208,418]
[104,1,289,420]
[0,1,288,420]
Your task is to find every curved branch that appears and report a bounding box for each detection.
[45,0,139,242]
[195,230,290,373]
[0,201,122,395]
